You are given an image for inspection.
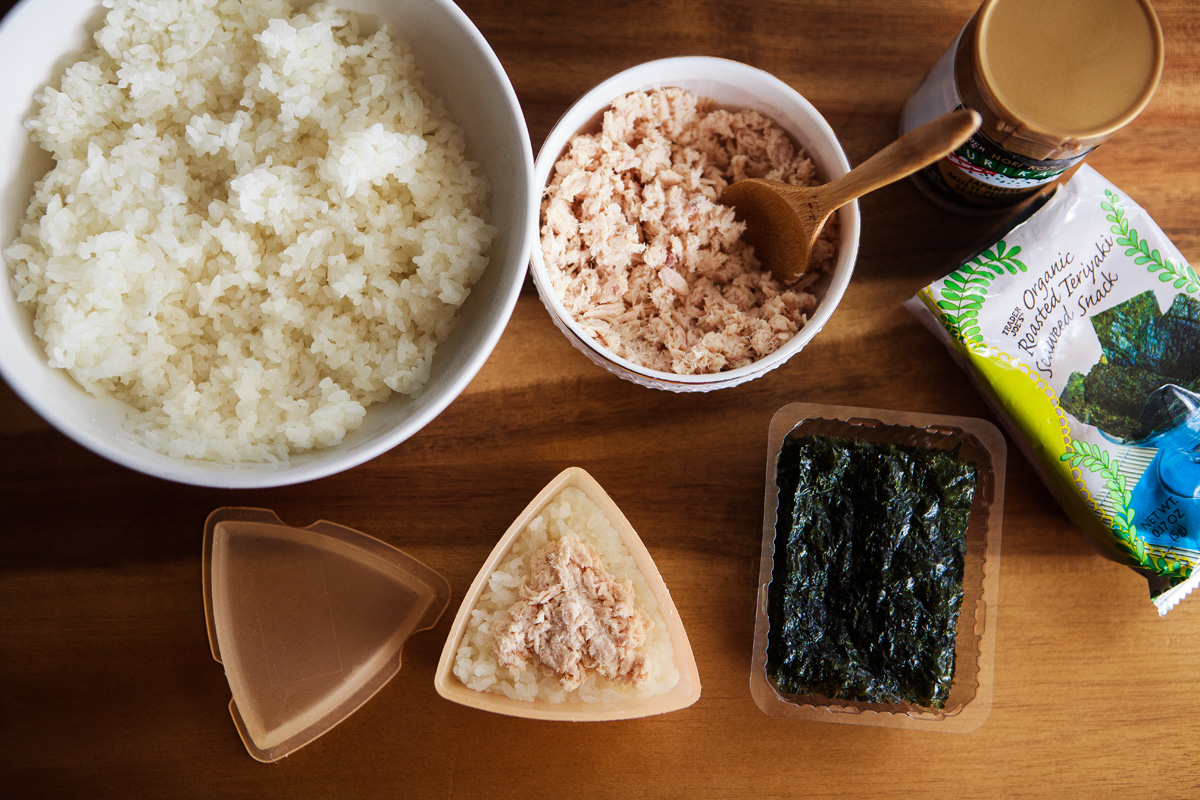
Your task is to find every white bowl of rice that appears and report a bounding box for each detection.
[0,0,535,486]
[530,57,860,392]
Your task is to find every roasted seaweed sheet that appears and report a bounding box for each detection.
[766,433,977,709]
[1061,291,1200,441]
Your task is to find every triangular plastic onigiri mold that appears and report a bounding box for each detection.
[434,467,701,721]
[203,508,450,761]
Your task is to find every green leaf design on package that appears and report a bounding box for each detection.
[1104,189,1200,294]
[935,241,1026,346]
[1061,440,1192,582]
[1061,440,1137,546]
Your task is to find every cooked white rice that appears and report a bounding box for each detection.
[453,487,679,703]
[5,0,494,462]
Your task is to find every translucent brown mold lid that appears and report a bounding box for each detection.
[202,508,450,762]
[434,467,701,721]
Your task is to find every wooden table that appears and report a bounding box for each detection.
[3,0,1198,797]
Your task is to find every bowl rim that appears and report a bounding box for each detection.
[528,55,861,387]
[0,0,538,488]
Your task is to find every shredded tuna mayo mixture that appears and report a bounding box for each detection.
[493,533,651,690]
[540,88,837,374]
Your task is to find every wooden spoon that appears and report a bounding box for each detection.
[722,108,982,283]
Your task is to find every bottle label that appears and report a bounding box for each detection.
[918,113,1092,208]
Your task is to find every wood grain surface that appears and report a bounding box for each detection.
[2,0,1199,798]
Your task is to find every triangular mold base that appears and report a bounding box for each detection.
[435,467,701,721]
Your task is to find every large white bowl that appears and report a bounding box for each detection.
[529,57,860,392]
[0,0,536,487]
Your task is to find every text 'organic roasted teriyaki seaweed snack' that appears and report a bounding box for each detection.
[908,165,1200,614]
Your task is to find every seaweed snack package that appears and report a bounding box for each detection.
[907,165,1200,614]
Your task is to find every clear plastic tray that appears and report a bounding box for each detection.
[750,403,1005,732]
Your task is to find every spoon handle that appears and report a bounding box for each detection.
[816,108,981,215]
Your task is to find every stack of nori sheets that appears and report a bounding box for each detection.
[1061,291,1200,442]
[767,433,977,709]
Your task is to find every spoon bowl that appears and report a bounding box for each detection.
[724,109,982,282]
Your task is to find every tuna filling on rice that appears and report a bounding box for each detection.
[453,487,678,703]
[540,87,837,375]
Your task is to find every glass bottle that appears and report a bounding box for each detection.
[901,0,1164,213]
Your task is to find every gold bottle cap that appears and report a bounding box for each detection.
[963,0,1163,154]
